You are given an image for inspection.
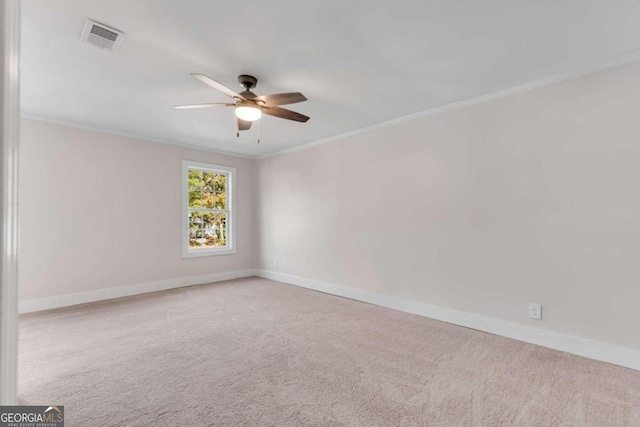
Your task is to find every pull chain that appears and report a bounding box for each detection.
[257,119,261,144]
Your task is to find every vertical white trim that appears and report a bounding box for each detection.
[181,160,190,257]
[0,0,20,405]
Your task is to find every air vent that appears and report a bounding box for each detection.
[80,19,125,52]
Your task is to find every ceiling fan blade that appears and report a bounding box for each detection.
[237,118,252,131]
[255,92,307,106]
[173,103,235,110]
[261,106,310,123]
[191,74,246,101]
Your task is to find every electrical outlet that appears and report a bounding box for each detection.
[528,303,542,320]
[275,259,279,269]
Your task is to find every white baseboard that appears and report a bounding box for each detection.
[19,269,257,314]
[256,269,640,372]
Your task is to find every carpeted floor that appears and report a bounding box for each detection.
[18,277,640,426]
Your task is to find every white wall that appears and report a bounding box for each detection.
[19,119,255,301]
[256,60,640,352]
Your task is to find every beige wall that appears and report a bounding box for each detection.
[19,119,255,300]
[256,60,640,351]
[19,60,640,353]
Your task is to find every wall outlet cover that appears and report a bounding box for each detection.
[529,303,542,320]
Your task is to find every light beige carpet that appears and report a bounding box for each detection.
[19,277,640,426]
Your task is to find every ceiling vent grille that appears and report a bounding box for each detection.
[80,19,125,52]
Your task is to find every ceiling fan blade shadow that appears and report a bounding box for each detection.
[261,106,310,123]
[255,92,307,106]
[191,74,246,101]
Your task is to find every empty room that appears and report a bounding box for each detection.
[2,0,640,425]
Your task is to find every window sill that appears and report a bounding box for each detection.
[182,247,236,258]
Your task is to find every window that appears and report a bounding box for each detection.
[182,160,236,257]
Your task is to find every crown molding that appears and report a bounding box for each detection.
[257,49,640,160]
[21,48,640,161]
[20,114,255,160]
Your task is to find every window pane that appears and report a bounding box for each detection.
[214,174,226,192]
[189,191,202,208]
[200,191,214,209]
[214,191,226,210]
[202,172,215,192]
[188,170,203,190]
[189,211,227,249]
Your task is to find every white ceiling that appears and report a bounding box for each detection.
[21,0,640,157]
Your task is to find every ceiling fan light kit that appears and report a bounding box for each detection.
[235,105,262,121]
[174,73,309,141]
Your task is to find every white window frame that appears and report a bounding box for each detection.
[182,160,236,258]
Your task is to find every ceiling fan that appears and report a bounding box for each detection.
[174,74,309,136]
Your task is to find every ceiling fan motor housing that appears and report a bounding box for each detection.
[238,74,258,90]
[239,91,259,101]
